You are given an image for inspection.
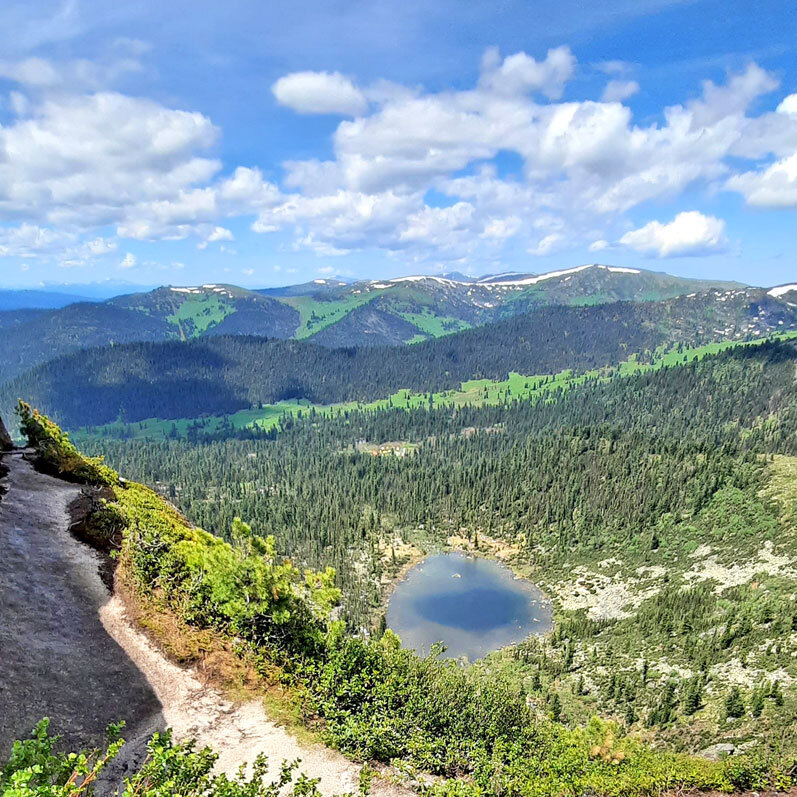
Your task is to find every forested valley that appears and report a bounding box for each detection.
[75,340,797,758]
[4,293,796,429]
[4,0,797,790]
[4,284,797,794]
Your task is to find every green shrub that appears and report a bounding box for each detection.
[1,720,350,796]
[17,401,118,486]
[0,718,124,796]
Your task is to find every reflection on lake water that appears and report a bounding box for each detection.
[386,551,553,661]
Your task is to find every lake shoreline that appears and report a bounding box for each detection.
[385,550,553,660]
[371,529,556,643]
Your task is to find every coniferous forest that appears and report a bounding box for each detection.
[3,275,797,797]
[71,340,797,761]
[4,296,796,429]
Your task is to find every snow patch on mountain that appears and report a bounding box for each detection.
[388,275,460,286]
[768,284,797,297]
[478,264,640,286]
[167,285,238,299]
[386,264,642,290]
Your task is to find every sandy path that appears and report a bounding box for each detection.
[99,594,408,796]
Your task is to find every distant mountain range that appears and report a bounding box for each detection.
[0,289,96,311]
[0,265,776,382]
[0,280,160,308]
[4,286,797,430]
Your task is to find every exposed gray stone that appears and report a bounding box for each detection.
[699,742,736,760]
[0,415,12,451]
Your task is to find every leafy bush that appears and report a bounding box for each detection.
[0,720,351,796]
[114,481,339,658]
[0,718,124,796]
[17,401,118,486]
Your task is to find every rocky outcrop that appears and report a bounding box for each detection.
[0,414,12,451]
[68,485,121,548]
[0,454,162,759]
[700,742,736,760]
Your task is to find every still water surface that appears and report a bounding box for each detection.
[386,551,552,660]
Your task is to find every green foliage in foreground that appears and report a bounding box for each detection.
[17,401,119,485]
[120,482,340,657]
[16,406,797,796]
[0,719,347,796]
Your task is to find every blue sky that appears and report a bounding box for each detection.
[1,0,796,289]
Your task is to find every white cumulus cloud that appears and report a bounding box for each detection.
[197,225,235,249]
[0,224,74,257]
[81,237,118,256]
[4,46,797,269]
[120,252,137,269]
[251,56,797,263]
[529,233,565,256]
[479,45,576,99]
[206,226,234,242]
[272,71,367,115]
[0,92,220,230]
[601,79,639,103]
[619,211,727,258]
[776,94,797,116]
[726,153,797,208]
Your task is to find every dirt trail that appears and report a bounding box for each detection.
[99,594,406,795]
[0,453,407,796]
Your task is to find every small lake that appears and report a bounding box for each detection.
[386,551,553,661]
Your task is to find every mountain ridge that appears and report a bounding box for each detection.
[5,291,796,430]
[0,265,764,381]
[0,289,96,311]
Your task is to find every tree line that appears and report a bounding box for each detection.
[4,300,793,428]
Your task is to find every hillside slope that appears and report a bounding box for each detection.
[0,303,173,384]
[4,291,795,429]
[0,266,753,379]
[109,285,299,340]
[300,266,747,346]
[4,403,792,796]
[0,440,401,796]
[0,287,300,383]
